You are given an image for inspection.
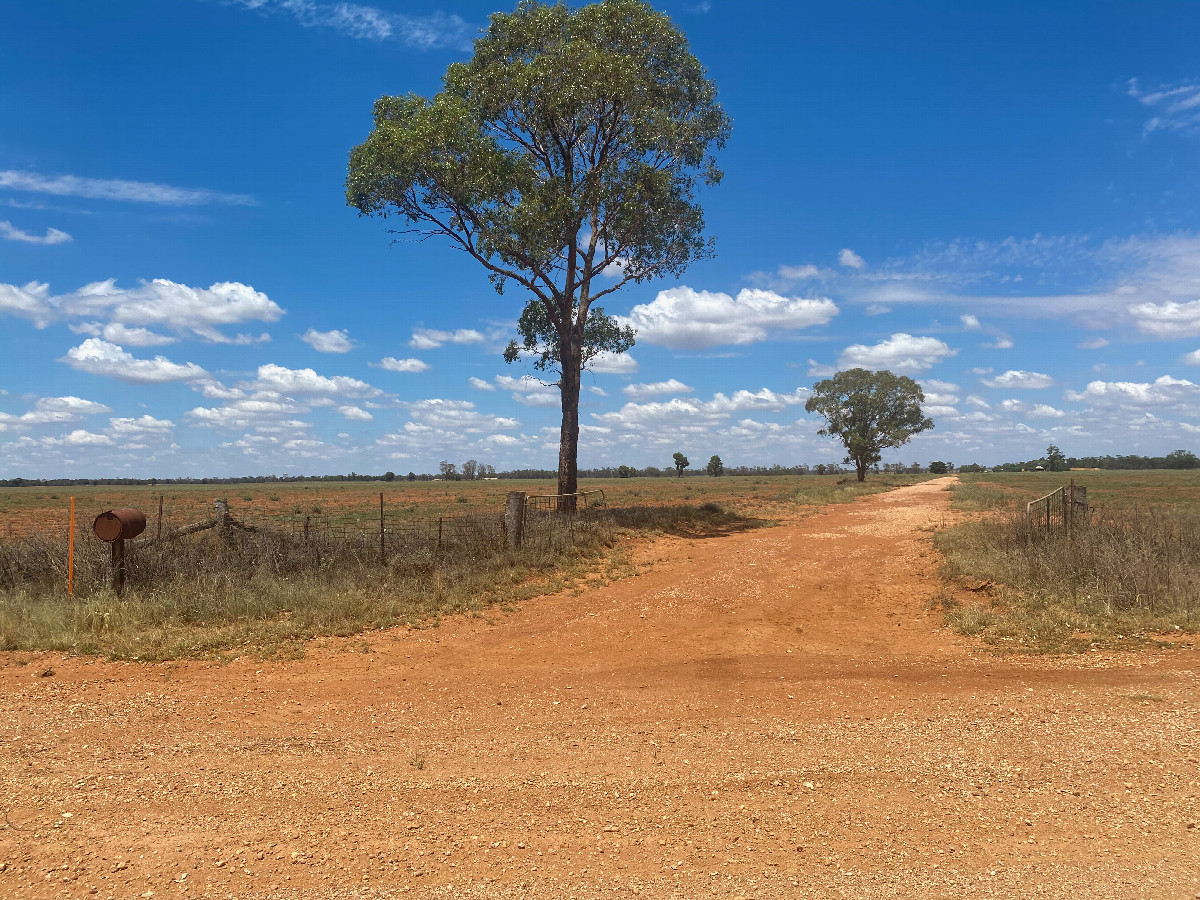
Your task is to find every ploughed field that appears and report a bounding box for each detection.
[1,477,1197,899]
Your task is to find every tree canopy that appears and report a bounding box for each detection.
[672,452,689,477]
[804,369,934,482]
[346,0,730,497]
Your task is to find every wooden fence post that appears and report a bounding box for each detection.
[111,538,126,596]
[504,492,526,548]
[379,492,385,566]
[68,496,75,597]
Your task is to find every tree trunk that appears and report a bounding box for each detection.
[557,341,582,507]
[855,458,867,482]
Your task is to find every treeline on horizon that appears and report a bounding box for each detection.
[2,450,1196,488]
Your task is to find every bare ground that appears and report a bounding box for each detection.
[1,478,1197,899]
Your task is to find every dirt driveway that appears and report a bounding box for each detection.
[1,478,1196,899]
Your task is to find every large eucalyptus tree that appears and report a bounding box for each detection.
[346,0,729,497]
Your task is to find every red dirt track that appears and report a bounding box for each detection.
[1,478,1197,899]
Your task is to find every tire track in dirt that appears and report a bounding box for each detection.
[1,477,1197,899]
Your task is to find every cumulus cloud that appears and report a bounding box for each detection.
[108,415,174,437]
[377,356,430,373]
[621,287,837,349]
[622,379,694,400]
[1127,298,1200,339]
[409,327,485,350]
[588,351,639,374]
[468,377,495,390]
[837,333,957,374]
[62,339,208,384]
[249,363,381,397]
[1029,404,1066,418]
[0,170,255,206]
[807,360,836,377]
[778,264,822,280]
[960,314,981,331]
[1185,349,1200,365]
[839,248,865,269]
[337,405,373,421]
[1079,336,1110,350]
[402,398,519,432]
[981,370,1055,389]
[495,374,559,407]
[0,278,283,342]
[70,322,178,347]
[301,328,354,353]
[0,395,111,430]
[1065,375,1198,412]
[0,220,72,245]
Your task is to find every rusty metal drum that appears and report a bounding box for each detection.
[93,508,147,543]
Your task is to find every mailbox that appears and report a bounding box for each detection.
[93,508,147,543]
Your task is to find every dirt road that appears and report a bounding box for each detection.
[1,478,1197,899]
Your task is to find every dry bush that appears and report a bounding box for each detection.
[937,504,1200,650]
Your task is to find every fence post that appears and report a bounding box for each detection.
[504,492,526,548]
[111,538,126,596]
[379,491,385,566]
[68,496,75,597]
[156,494,164,540]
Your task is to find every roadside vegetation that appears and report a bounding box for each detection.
[935,472,1200,652]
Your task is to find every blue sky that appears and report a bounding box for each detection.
[3,0,1200,478]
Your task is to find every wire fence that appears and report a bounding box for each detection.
[1026,481,1089,536]
[0,490,612,599]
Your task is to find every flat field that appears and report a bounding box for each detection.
[0,473,932,541]
[955,468,1200,511]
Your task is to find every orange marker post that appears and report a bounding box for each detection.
[68,497,75,597]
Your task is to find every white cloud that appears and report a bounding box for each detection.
[1078,336,1109,350]
[622,287,838,349]
[301,328,354,353]
[983,335,1014,349]
[402,398,519,432]
[837,333,957,374]
[0,170,255,206]
[778,264,821,280]
[62,339,208,384]
[588,351,639,374]
[0,278,283,342]
[337,405,373,421]
[839,248,865,269]
[960,314,981,331]
[622,379,694,400]
[495,374,559,407]
[1185,349,1200,365]
[468,376,496,390]
[377,356,430,373]
[863,304,891,316]
[109,415,174,437]
[1065,375,1198,412]
[1127,78,1200,135]
[58,429,115,447]
[409,327,485,350]
[0,395,111,430]
[1029,404,1065,418]
[1127,298,1200,339]
[70,322,178,347]
[227,0,472,48]
[807,360,836,377]
[981,370,1055,389]
[0,220,72,245]
[250,363,381,397]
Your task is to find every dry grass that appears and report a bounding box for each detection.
[0,503,759,660]
[936,486,1200,652]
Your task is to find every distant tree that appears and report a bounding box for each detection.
[383,471,396,482]
[706,454,724,476]
[672,452,690,477]
[1165,449,1200,469]
[815,464,827,475]
[958,463,985,473]
[928,461,948,474]
[346,0,730,499]
[483,463,497,478]
[461,459,479,481]
[438,460,457,479]
[617,465,635,478]
[407,471,417,482]
[805,369,934,482]
[1046,445,1067,472]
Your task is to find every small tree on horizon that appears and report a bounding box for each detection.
[1046,445,1067,472]
[672,452,690,477]
[706,454,724,476]
[805,369,934,483]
